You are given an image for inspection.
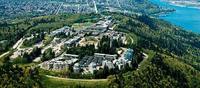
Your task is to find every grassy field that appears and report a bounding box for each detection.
[72,22,93,30]
[42,75,109,88]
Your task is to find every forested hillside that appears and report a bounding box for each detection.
[110,13,200,71]
[105,13,200,87]
[120,53,200,88]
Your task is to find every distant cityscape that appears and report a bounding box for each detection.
[0,0,167,20]
[0,0,120,19]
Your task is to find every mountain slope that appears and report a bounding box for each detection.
[110,13,200,71]
[103,13,200,87]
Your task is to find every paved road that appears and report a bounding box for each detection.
[13,38,23,49]
[137,53,149,70]
[55,2,63,15]
[0,36,33,59]
[0,51,10,58]
[0,38,23,58]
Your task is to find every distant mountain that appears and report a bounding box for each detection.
[164,0,200,8]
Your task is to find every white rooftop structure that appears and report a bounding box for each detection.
[51,26,71,36]
[102,60,115,69]
[88,62,97,74]
[73,63,80,73]
[40,54,79,71]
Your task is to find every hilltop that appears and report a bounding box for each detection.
[0,12,200,87]
[0,1,200,88]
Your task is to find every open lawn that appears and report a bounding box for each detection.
[42,75,109,88]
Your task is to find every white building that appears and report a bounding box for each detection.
[102,60,115,69]
[73,63,80,73]
[113,48,134,70]
[40,54,79,71]
[88,62,97,74]
[51,26,71,36]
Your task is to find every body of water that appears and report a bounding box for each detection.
[150,0,200,34]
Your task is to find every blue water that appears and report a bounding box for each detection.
[150,0,200,34]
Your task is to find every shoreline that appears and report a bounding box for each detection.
[151,0,200,34]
